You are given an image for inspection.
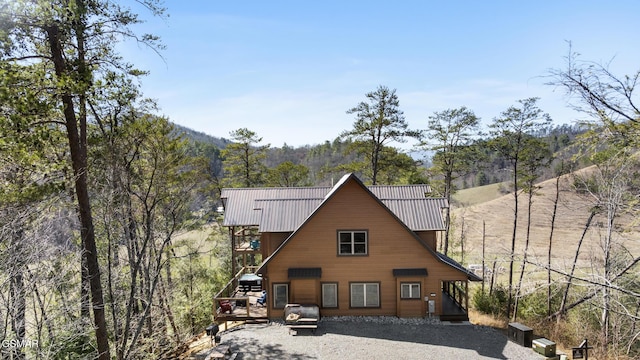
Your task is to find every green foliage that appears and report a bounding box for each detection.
[472,285,510,317]
[172,229,231,336]
[341,85,421,184]
[266,161,312,187]
[516,285,563,321]
[222,128,270,187]
[0,63,67,205]
[475,171,489,186]
[423,107,480,195]
[50,332,95,360]
[472,285,509,316]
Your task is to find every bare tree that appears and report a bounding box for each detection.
[547,46,640,355]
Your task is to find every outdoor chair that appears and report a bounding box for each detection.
[256,290,267,306]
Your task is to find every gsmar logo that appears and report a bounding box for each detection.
[1,339,39,349]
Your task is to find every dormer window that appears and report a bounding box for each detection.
[338,230,368,255]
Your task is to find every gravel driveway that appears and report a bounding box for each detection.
[215,317,545,360]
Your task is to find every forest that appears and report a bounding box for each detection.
[0,1,638,359]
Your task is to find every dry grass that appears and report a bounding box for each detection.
[468,309,508,329]
[450,169,640,272]
[453,182,506,206]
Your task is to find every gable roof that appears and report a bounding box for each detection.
[221,181,439,231]
[253,173,480,281]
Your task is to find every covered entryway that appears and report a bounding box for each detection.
[440,280,469,321]
[289,267,321,304]
[394,268,428,318]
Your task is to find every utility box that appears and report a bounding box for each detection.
[532,338,556,357]
[428,300,435,317]
[508,322,533,347]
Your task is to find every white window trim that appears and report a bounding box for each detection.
[350,282,380,308]
[321,282,338,308]
[338,230,368,255]
[273,283,289,309]
[400,282,421,299]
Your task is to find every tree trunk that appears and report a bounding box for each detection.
[482,221,486,294]
[559,209,596,317]
[9,228,26,360]
[45,22,110,359]
[513,187,534,321]
[507,164,519,318]
[547,173,561,316]
[443,172,452,255]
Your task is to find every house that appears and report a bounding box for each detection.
[219,173,481,321]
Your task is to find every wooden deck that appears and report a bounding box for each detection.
[214,289,268,323]
[440,291,469,321]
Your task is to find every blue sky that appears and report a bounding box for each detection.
[122,1,639,148]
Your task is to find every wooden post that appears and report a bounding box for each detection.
[482,220,486,293]
[230,226,236,285]
[465,281,469,312]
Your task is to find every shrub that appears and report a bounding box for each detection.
[472,285,509,317]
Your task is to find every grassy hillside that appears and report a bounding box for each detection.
[449,168,640,276]
[452,182,506,206]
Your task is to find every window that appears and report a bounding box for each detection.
[338,231,368,255]
[401,283,421,299]
[273,283,289,309]
[350,283,379,308]
[322,283,338,308]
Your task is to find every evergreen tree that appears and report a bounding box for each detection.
[222,128,270,187]
[342,85,421,184]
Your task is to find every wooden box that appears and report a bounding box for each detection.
[532,338,556,357]
[508,322,533,347]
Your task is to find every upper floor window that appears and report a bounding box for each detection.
[338,230,368,255]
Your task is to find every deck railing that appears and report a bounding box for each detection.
[212,266,265,322]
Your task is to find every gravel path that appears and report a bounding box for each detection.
[215,317,546,360]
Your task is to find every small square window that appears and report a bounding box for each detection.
[338,231,368,255]
[400,283,420,299]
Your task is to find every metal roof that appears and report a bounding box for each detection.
[369,184,432,199]
[220,180,443,231]
[255,199,323,232]
[221,187,329,226]
[381,198,448,231]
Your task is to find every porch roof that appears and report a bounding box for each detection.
[288,267,322,279]
[393,268,429,277]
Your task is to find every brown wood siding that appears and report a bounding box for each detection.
[396,277,425,318]
[291,279,317,304]
[261,232,290,259]
[264,180,469,318]
[415,231,437,250]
